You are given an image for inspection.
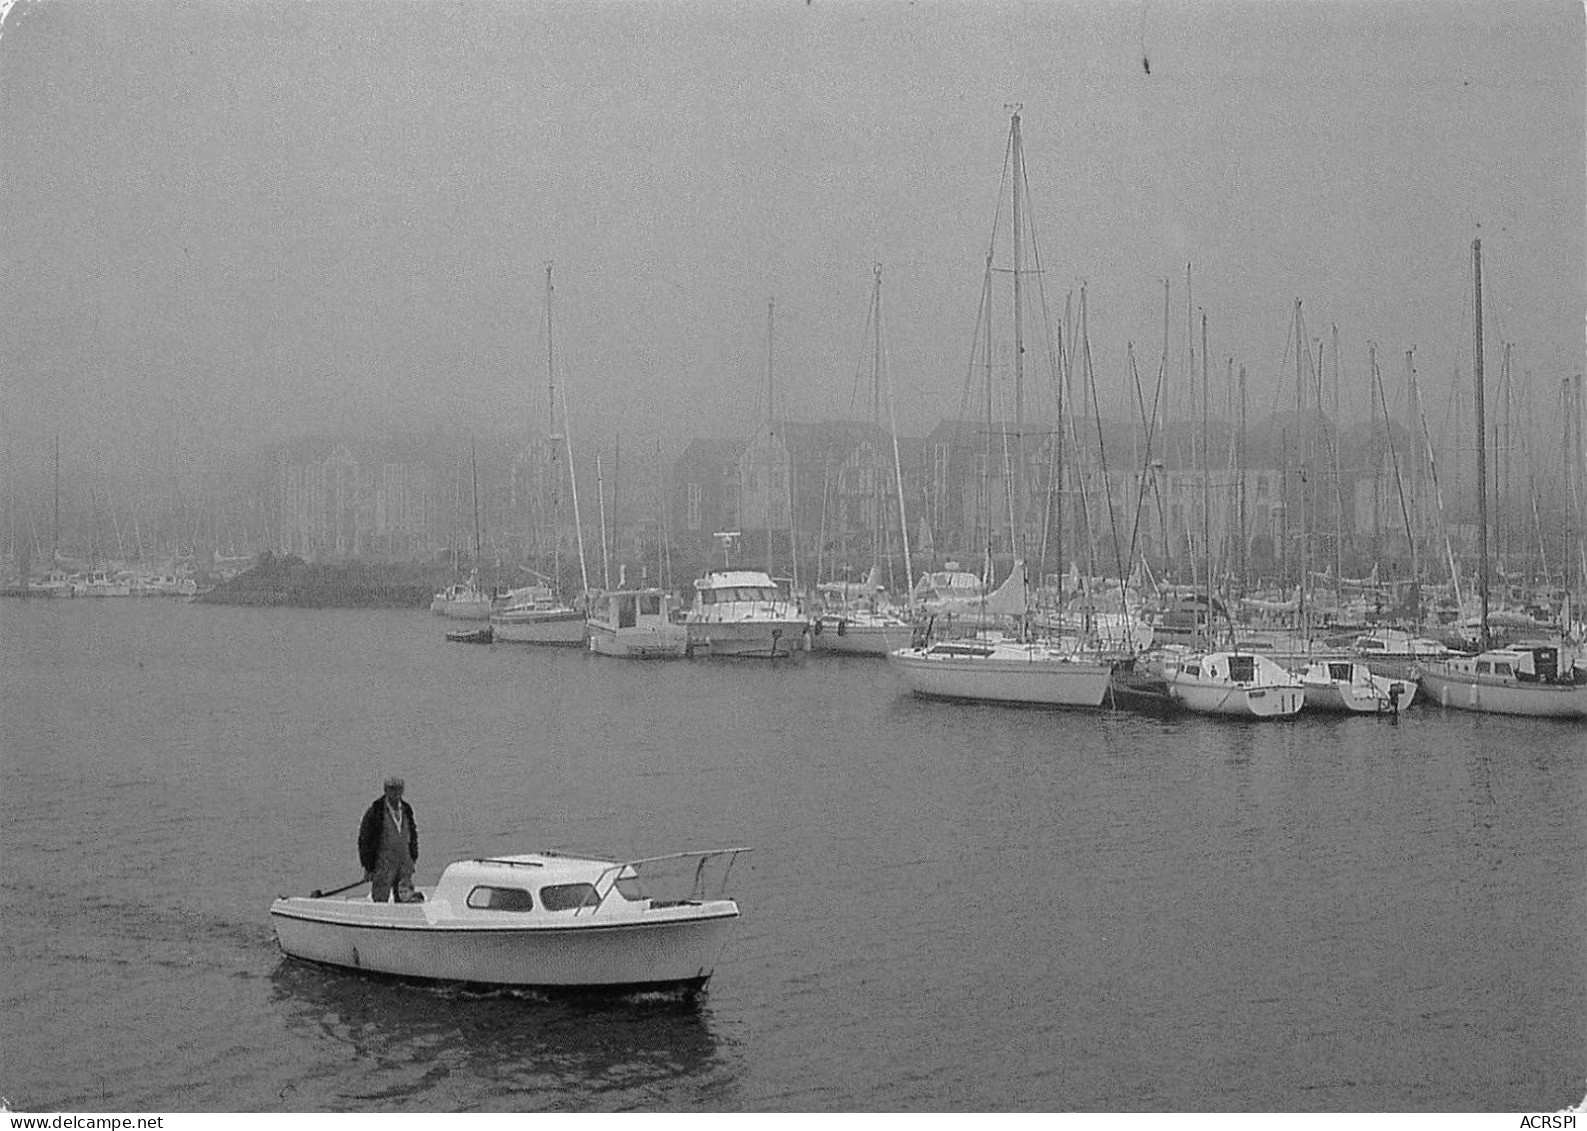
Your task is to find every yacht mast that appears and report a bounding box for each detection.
[546,264,563,595]
[1473,238,1490,649]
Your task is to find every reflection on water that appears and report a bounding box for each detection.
[266,958,736,1111]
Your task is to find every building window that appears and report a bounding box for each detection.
[686,483,702,530]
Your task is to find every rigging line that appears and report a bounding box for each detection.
[1264,301,1298,421]
[1121,347,1160,588]
[1081,296,1132,609]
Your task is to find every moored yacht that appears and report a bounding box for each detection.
[1416,641,1587,719]
[491,585,587,646]
[586,588,689,659]
[1299,659,1416,714]
[887,633,1116,708]
[431,571,496,620]
[1162,650,1305,719]
[684,570,807,658]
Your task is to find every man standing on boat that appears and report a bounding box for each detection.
[358,776,420,903]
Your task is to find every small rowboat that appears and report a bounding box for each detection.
[445,625,494,645]
[270,847,750,993]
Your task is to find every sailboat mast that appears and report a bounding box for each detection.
[560,382,590,597]
[596,451,610,591]
[546,264,563,594]
[879,264,914,601]
[766,297,775,575]
[52,436,59,566]
[470,434,482,569]
[1010,110,1026,561]
[1473,238,1490,648]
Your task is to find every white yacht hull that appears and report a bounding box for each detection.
[1299,663,1417,714]
[1417,666,1587,718]
[685,618,806,658]
[271,895,738,990]
[1168,680,1305,718]
[809,615,915,657]
[491,609,587,645]
[887,642,1114,708]
[1162,652,1306,719]
[588,621,690,659]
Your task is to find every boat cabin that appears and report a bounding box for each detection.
[1442,642,1585,686]
[588,588,672,630]
[418,851,747,923]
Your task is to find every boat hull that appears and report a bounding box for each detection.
[1167,680,1305,718]
[1416,666,1587,718]
[270,898,740,990]
[1299,663,1417,714]
[809,616,915,657]
[887,644,1114,708]
[685,619,807,658]
[491,610,588,646]
[588,623,690,659]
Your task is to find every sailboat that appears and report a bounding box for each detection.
[433,436,496,621]
[811,265,917,657]
[1415,240,1587,717]
[886,111,1116,708]
[492,265,588,646]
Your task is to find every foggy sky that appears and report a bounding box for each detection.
[2,0,1582,487]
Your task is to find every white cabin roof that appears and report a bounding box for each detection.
[696,570,777,590]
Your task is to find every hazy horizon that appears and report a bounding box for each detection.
[3,0,1583,493]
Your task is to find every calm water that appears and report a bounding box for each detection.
[2,600,1583,1112]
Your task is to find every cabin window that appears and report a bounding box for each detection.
[1361,639,1383,651]
[700,590,716,605]
[540,882,601,912]
[1228,656,1256,683]
[466,885,535,912]
[1328,663,1352,680]
[1476,661,1491,674]
[618,596,637,628]
[640,593,661,616]
[1493,663,1513,677]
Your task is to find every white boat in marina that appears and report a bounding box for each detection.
[434,437,496,621]
[491,585,587,646]
[74,569,132,597]
[810,605,917,656]
[1299,660,1417,714]
[1350,628,1453,680]
[270,847,750,993]
[684,569,807,658]
[586,588,689,659]
[1162,650,1305,719]
[431,572,496,621]
[809,575,917,657]
[1408,247,1587,721]
[1416,641,1587,719]
[887,634,1117,708]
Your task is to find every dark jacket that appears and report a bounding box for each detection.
[357,797,418,873]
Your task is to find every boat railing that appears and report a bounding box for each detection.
[577,847,754,916]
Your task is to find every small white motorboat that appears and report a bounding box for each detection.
[271,847,750,993]
[1299,659,1417,714]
